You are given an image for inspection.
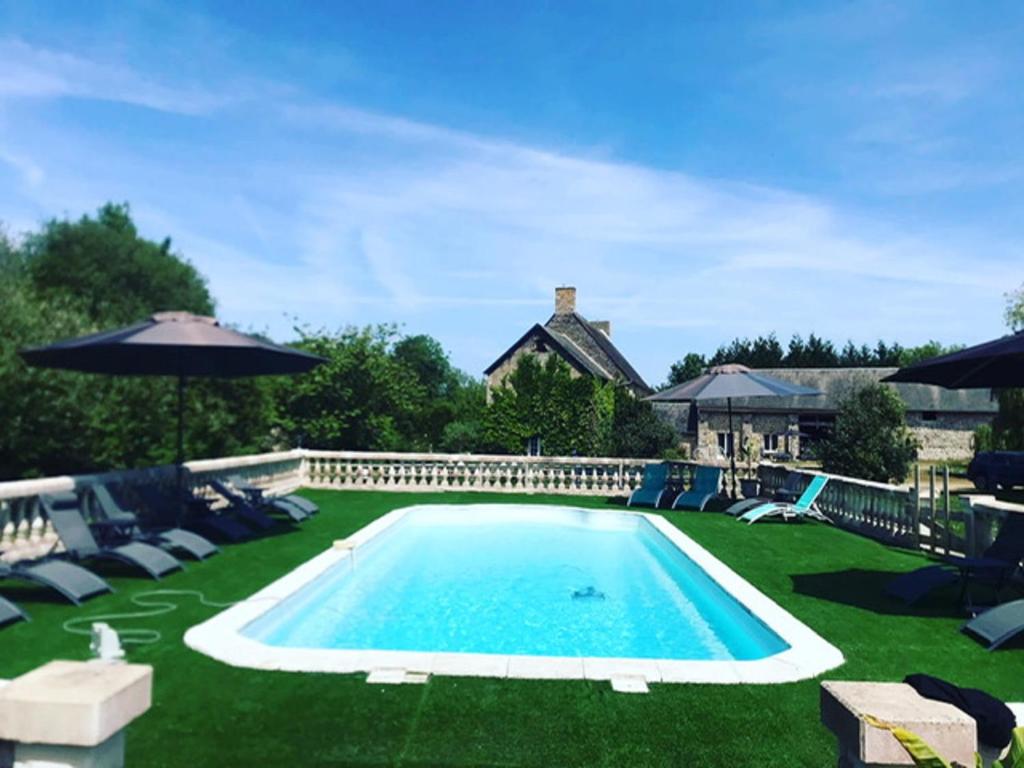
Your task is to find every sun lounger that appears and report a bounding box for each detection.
[40,492,183,580]
[207,479,288,527]
[89,484,219,560]
[210,478,307,523]
[135,484,253,543]
[226,474,319,516]
[885,513,1024,606]
[0,558,112,605]
[724,471,803,516]
[627,464,671,508]
[0,595,27,627]
[738,475,830,524]
[962,599,1024,651]
[672,466,723,511]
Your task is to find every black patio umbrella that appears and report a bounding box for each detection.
[647,364,821,497]
[882,331,1024,389]
[19,311,325,503]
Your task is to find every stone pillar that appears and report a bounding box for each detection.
[0,660,153,768]
[820,681,976,767]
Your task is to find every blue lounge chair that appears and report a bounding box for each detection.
[738,475,830,524]
[89,484,219,561]
[885,513,1024,606]
[672,466,723,511]
[627,464,671,508]
[226,474,319,516]
[0,595,27,627]
[0,556,112,605]
[725,471,802,517]
[40,492,184,580]
[963,599,1024,651]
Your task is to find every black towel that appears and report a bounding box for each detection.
[904,673,1017,750]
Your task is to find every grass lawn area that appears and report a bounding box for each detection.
[1,490,1021,767]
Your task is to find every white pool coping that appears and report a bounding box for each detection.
[184,504,844,685]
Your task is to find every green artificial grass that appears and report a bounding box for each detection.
[1,490,1021,767]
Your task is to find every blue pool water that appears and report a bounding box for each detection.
[242,506,789,661]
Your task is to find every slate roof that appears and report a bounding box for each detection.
[691,367,996,414]
[484,314,652,395]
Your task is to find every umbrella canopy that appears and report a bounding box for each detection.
[648,363,822,402]
[882,331,1024,389]
[647,364,821,498]
[19,311,324,378]
[19,312,325,510]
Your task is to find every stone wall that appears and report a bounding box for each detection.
[691,411,800,463]
[652,401,993,463]
[907,412,991,461]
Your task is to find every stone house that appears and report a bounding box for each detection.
[650,367,996,463]
[484,286,652,402]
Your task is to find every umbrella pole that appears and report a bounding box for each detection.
[176,374,186,524]
[728,397,737,499]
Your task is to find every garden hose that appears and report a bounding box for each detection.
[61,589,240,646]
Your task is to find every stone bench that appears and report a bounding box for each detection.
[821,681,977,767]
[0,660,152,768]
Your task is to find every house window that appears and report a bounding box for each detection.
[526,435,542,456]
[762,433,780,455]
[533,340,548,353]
[716,432,734,458]
[921,411,938,422]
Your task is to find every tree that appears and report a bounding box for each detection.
[899,341,963,367]
[820,383,917,483]
[0,206,275,478]
[609,387,675,458]
[666,353,706,387]
[391,334,482,451]
[1006,282,1024,332]
[991,283,1024,450]
[23,203,213,325]
[274,325,422,451]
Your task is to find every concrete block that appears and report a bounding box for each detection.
[0,661,152,748]
[821,681,976,767]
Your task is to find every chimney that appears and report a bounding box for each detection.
[555,286,576,315]
[592,320,611,338]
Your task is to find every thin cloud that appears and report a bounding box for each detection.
[0,37,228,115]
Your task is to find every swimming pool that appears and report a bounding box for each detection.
[186,504,843,684]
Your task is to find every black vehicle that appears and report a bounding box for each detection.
[967,451,1024,491]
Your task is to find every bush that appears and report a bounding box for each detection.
[820,383,918,483]
[974,423,994,453]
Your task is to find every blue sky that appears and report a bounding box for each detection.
[0,1,1021,386]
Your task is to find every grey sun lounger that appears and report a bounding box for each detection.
[0,595,27,627]
[226,474,319,517]
[135,484,253,544]
[40,492,183,580]
[885,513,1024,606]
[672,466,723,511]
[0,558,111,605]
[90,484,219,561]
[963,599,1024,651]
[725,471,803,517]
[627,464,671,508]
[206,480,284,528]
[210,478,307,524]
